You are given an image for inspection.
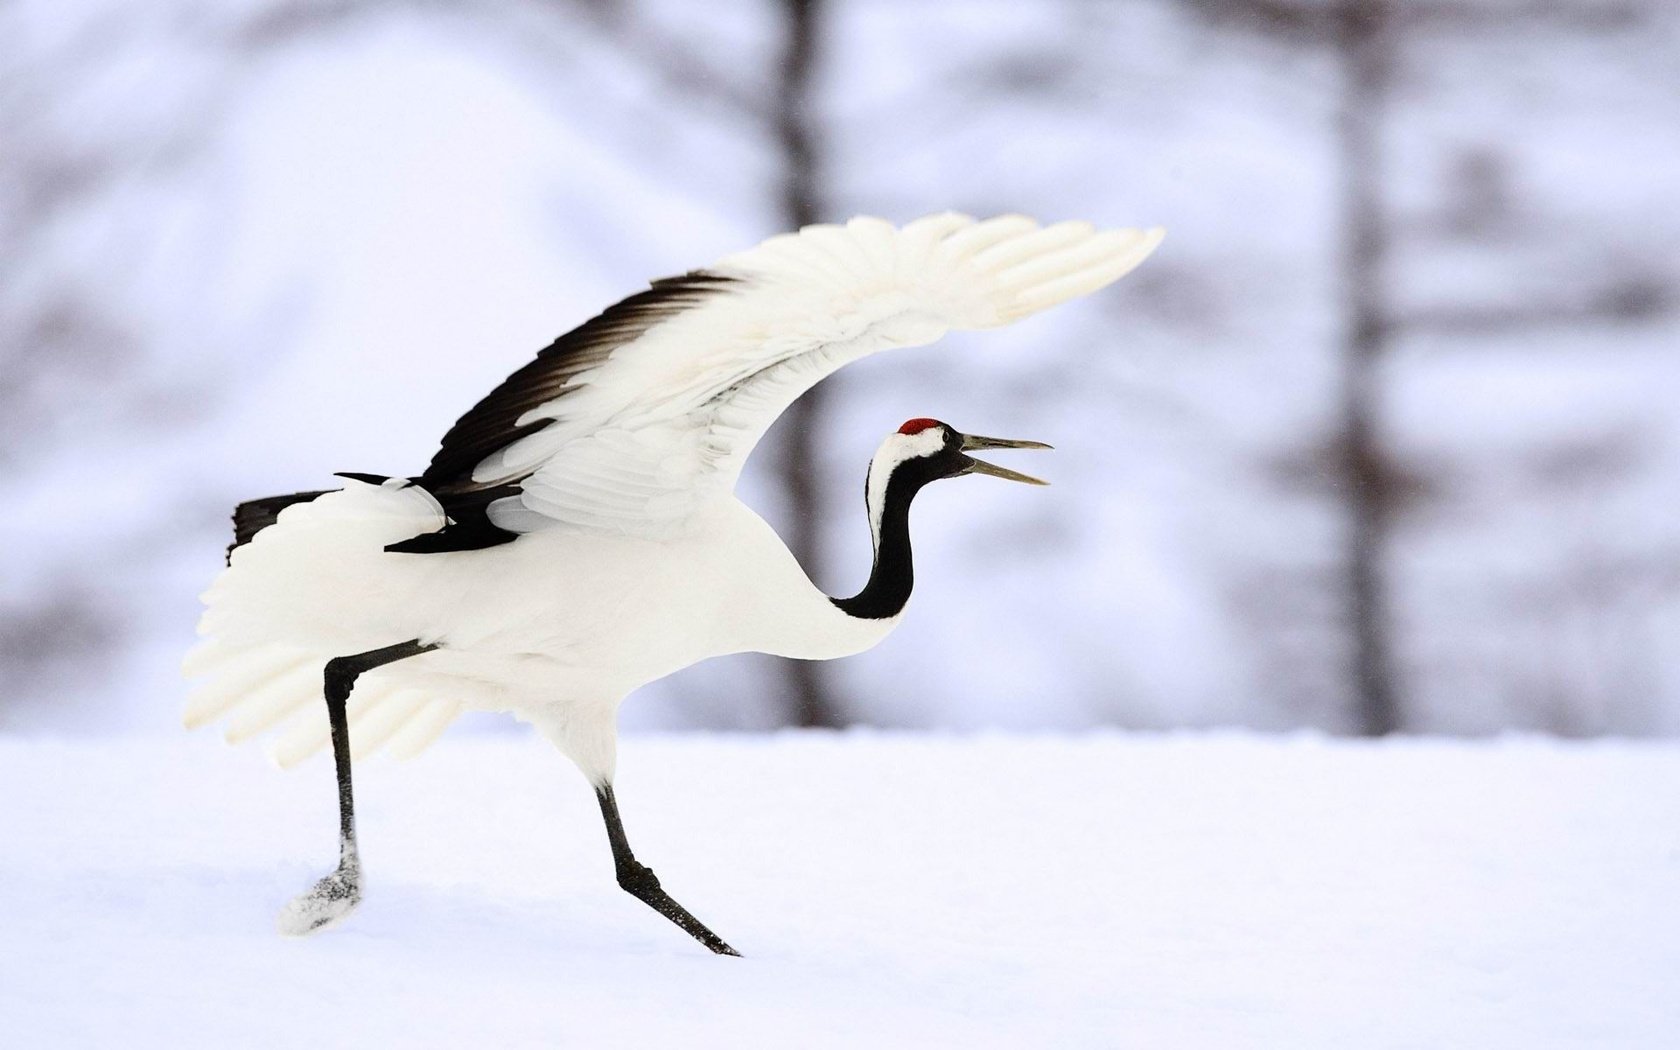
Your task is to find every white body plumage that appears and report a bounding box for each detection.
[190,478,895,782]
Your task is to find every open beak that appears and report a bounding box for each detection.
[959,432,1053,486]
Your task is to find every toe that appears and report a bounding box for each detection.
[276,873,361,936]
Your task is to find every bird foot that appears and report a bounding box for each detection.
[277,865,361,936]
[617,862,739,956]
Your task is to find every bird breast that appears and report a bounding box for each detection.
[425,498,896,683]
[203,484,895,714]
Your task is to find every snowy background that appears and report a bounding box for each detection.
[3,3,1678,1045]
[4,1,1680,737]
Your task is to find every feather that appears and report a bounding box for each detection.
[395,214,1161,539]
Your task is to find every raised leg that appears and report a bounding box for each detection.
[596,784,739,956]
[277,639,435,936]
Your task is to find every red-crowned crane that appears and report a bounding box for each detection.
[184,213,1163,955]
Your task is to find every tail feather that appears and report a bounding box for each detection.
[227,490,333,564]
[350,689,431,761]
[183,647,306,730]
[222,663,321,745]
[181,638,231,679]
[271,701,334,770]
[192,482,462,765]
[386,699,463,760]
[184,639,461,766]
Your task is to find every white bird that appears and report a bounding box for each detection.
[184,212,1163,955]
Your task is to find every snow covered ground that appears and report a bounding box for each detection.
[1,732,1675,1047]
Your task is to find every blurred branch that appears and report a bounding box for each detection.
[1392,279,1676,336]
[233,0,769,120]
[1394,0,1649,30]
[0,9,231,467]
[566,1,772,122]
[1184,0,1651,38]
[0,587,121,732]
[1185,0,1336,43]
[232,0,386,46]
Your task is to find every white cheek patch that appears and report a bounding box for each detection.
[865,429,948,544]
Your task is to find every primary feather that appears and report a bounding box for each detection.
[433,213,1162,538]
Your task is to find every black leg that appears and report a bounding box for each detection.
[596,785,740,956]
[277,639,435,936]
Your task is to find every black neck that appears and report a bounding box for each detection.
[831,463,933,620]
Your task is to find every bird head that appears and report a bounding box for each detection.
[869,418,1051,506]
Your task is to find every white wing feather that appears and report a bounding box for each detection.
[470,213,1162,536]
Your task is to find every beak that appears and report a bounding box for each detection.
[958,432,1052,486]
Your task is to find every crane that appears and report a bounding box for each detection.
[184,212,1163,955]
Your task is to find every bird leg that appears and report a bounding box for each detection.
[595,784,740,956]
[277,639,435,936]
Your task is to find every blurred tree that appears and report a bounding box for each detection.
[0,7,240,728]
[767,0,843,727]
[1326,0,1674,733]
[1191,0,1407,734]
[1334,0,1402,735]
[1199,0,1672,735]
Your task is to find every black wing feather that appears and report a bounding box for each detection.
[418,272,740,495]
[384,271,740,554]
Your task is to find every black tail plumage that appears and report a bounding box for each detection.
[227,490,331,564]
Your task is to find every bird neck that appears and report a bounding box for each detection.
[831,462,932,621]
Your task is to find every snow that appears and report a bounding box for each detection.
[2,731,1675,1047]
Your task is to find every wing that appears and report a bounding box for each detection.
[413,213,1163,542]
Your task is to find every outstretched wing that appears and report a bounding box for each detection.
[414,213,1163,542]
